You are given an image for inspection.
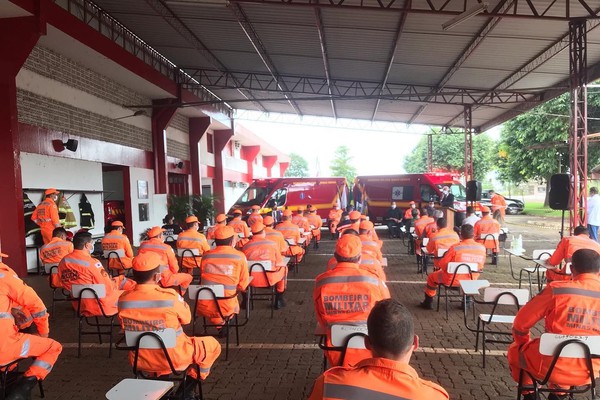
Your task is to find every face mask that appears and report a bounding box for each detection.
[391,205,396,209]
[88,244,94,254]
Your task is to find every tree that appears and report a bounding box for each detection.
[330,145,357,184]
[403,133,496,181]
[284,153,309,177]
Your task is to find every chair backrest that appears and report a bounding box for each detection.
[330,324,368,348]
[539,333,600,358]
[248,260,274,272]
[409,227,415,233]
[238,232,246,238]
[480,233,499,240]
[44,263,59,274]
[422,238,429,246]
[564,262,572,274]
[164,235,178,242]
[447,262,479,274]
[437,249,448,257]
[188,284,225,300]
[104,249,125,259]
[71,284,106,299]
[482,287,529,305]
[532,249,554,260]
[285,238,296,246]
[125,328,177,349]
[177,248,200,257]
[501,228,509,234]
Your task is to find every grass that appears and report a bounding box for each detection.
[523,201,564,218]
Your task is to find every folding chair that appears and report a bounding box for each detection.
[0,358,45,400]
[106,379,173,400]
[519,249,553,294]
[317,324,369,371]
[416,238,429,274]
[481,233,500,265]
[517,333,600,400]
[177,248,202,282]
[103,249,129,277]
[189,284,248,361]
[71,284,117,358]
[436,262,479,319]
[473,287,529,368]
[123,329,203,400]
[164,235,178,250]
[499,228,509,249]
[248,261,278,318]
[284,239,300,274]
[43,263,69,318]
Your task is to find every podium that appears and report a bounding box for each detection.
[442,207,456,227]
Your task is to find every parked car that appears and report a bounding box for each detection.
[480,192,525,215]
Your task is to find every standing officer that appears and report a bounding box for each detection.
[101,221,134,275]
[543,225,600,282]
[489,190,507,219]
[40,227,73,288]
[177,216,210,274]
[32,188,62,244]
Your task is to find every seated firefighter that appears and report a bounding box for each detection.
[40,227,73,288]
[275,210,305,263]
[474,205,501,265]
[177,216,210,274]
[0,251,63,400]
[101,221,134,274]
[118,253,221,398]
[544,225,600,282]
[308,298,449,400]
[508,249,600,400]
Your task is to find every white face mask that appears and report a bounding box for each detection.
[88,244,94,254]
[391,205,396,209]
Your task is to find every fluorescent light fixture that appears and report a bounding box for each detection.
[442,2,488,31]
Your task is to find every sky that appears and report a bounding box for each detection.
[239,112,501,177]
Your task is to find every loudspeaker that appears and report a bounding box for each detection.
[64,139,78,152]
[549,174,570,210]
[466,180,482,201]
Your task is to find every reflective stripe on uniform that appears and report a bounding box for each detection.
[203,253,242,260]
[552,287,600,298]
[453,245,483,251]
[315,275,381,288]
[140,244,169,251]
[20,339,30,357]
[178,237,203,242]
[119,300,175,309]
[323,383,409,400]
[31,310,48,318]
[31,359,53,372]
[0,312,14,319]
[62,257,91,267]
[103,235,123,240]
[243,241,271,249]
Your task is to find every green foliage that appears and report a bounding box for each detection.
[284,153,309,177]
[403,133,496,181]
[330,145,357,184]
[167,194,216,228]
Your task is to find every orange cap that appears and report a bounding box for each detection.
[282,210,292,217]
[216,214,227,223]
[263,216,274,226]
[185,215,199,224]
[251,205,260,210]
[147,226,165,238]
[335,235,362,258]
[45,188,59,196]
[349,211,361,220]
[233,209,242,215]
[132,252,162,272]
[297,206,304,212]
[214,225,235,240]
[111,221,124,227]
[251,222,265,234]
[480,205,491,213]
[359,220,374,230]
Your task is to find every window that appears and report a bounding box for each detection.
[391,186,414,201]
[206,133,214,154]
[420,185,437,202]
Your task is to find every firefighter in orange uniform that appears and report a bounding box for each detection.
[247,205,263,228]
[118,252,221,398]
[228,209,251,249]
[243,222,288,309]
[177,216,210,274]
[59,232,135,316]
[101,221,134,274]
[358,221,383,262]
[544,225,600,282]
[413,209,434,261]
[138,227,193,292]
[40,227,73,288]
[327,204,343,239]
[420,224,486,310]
[309,298,448,400]
[507,249,600,399]
[314,235,390,367]
[206,213,227,241]
[425,217,460,270]
[292,207,312,247]
[276,210,305,263]
[0,251,63,400]
[306,206,323,249]
[31,188,62,244]
[474,205,501,265]
[423,210,443,239]
[263,215,289,255]
[197,225,250,330]
[327,230,386,282]
[489,189,507,218]
[337,210,362,236]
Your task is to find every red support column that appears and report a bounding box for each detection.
[122,166,134,245]
[0,15,45,276]
[189,117,212,195]
[213,129,234,213]
[152,99,178,194]
[279,162,290,177]
[242,145,261,181]
[263,155,278,178]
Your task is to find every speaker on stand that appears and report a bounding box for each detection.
[549,174,571,238]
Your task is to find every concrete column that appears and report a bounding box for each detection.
[242,145,260,181]
[213,129,234,213]
[189,117,211,195]
[263,155,278,178]
[152,99,178,194]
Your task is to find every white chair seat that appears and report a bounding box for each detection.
[523,266,547,273]
[479,314,516,324]
[248,260,274,271]
[104,249,125,258]
[106,378,174,400]
[177,248,200,257]
[44,263,59,274]
[330,324,368,348]
[189,284,225,300]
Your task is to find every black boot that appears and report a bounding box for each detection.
[419,295,434,310]
[274,292,286,310]
[314,241,319,250]
[6,375,38,400]
[492,252,498,265]
[240,292,248,310]
[174,377,197,400]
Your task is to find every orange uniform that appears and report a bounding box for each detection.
[306,212,323,242]
[309,357,448,400]
[242,236,287,293]
[206,224,224,241]
[424,239,486,298]
[197,246,249,326]
[327,254,387,282]
[58,249,135,316]
[546,234,600,282]
[31,198,61,244]
[138,238,193,290]
[414,215,434,256]
[265,227,289,255]
[118,284,221,379]
[177,228,210,272]
[247,213,263,228]
[507,273,600,387]
[40,237,73,288]
[314,262,390,366]
[474,215,501,252]
[403,207,420,220]
[228,217,250,248]
[359,234,383,262]
[0,262,62,380]
[426,228,460,269]
[101,230,134,272]
[275,220,305,262]
[490,194,507,217]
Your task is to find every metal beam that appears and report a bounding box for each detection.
[143,0,267,112]
[229,2,302,115]
[464,105,473,182]
[372,0,409,122]
[229,0,599,20]
[314,7,337,119]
